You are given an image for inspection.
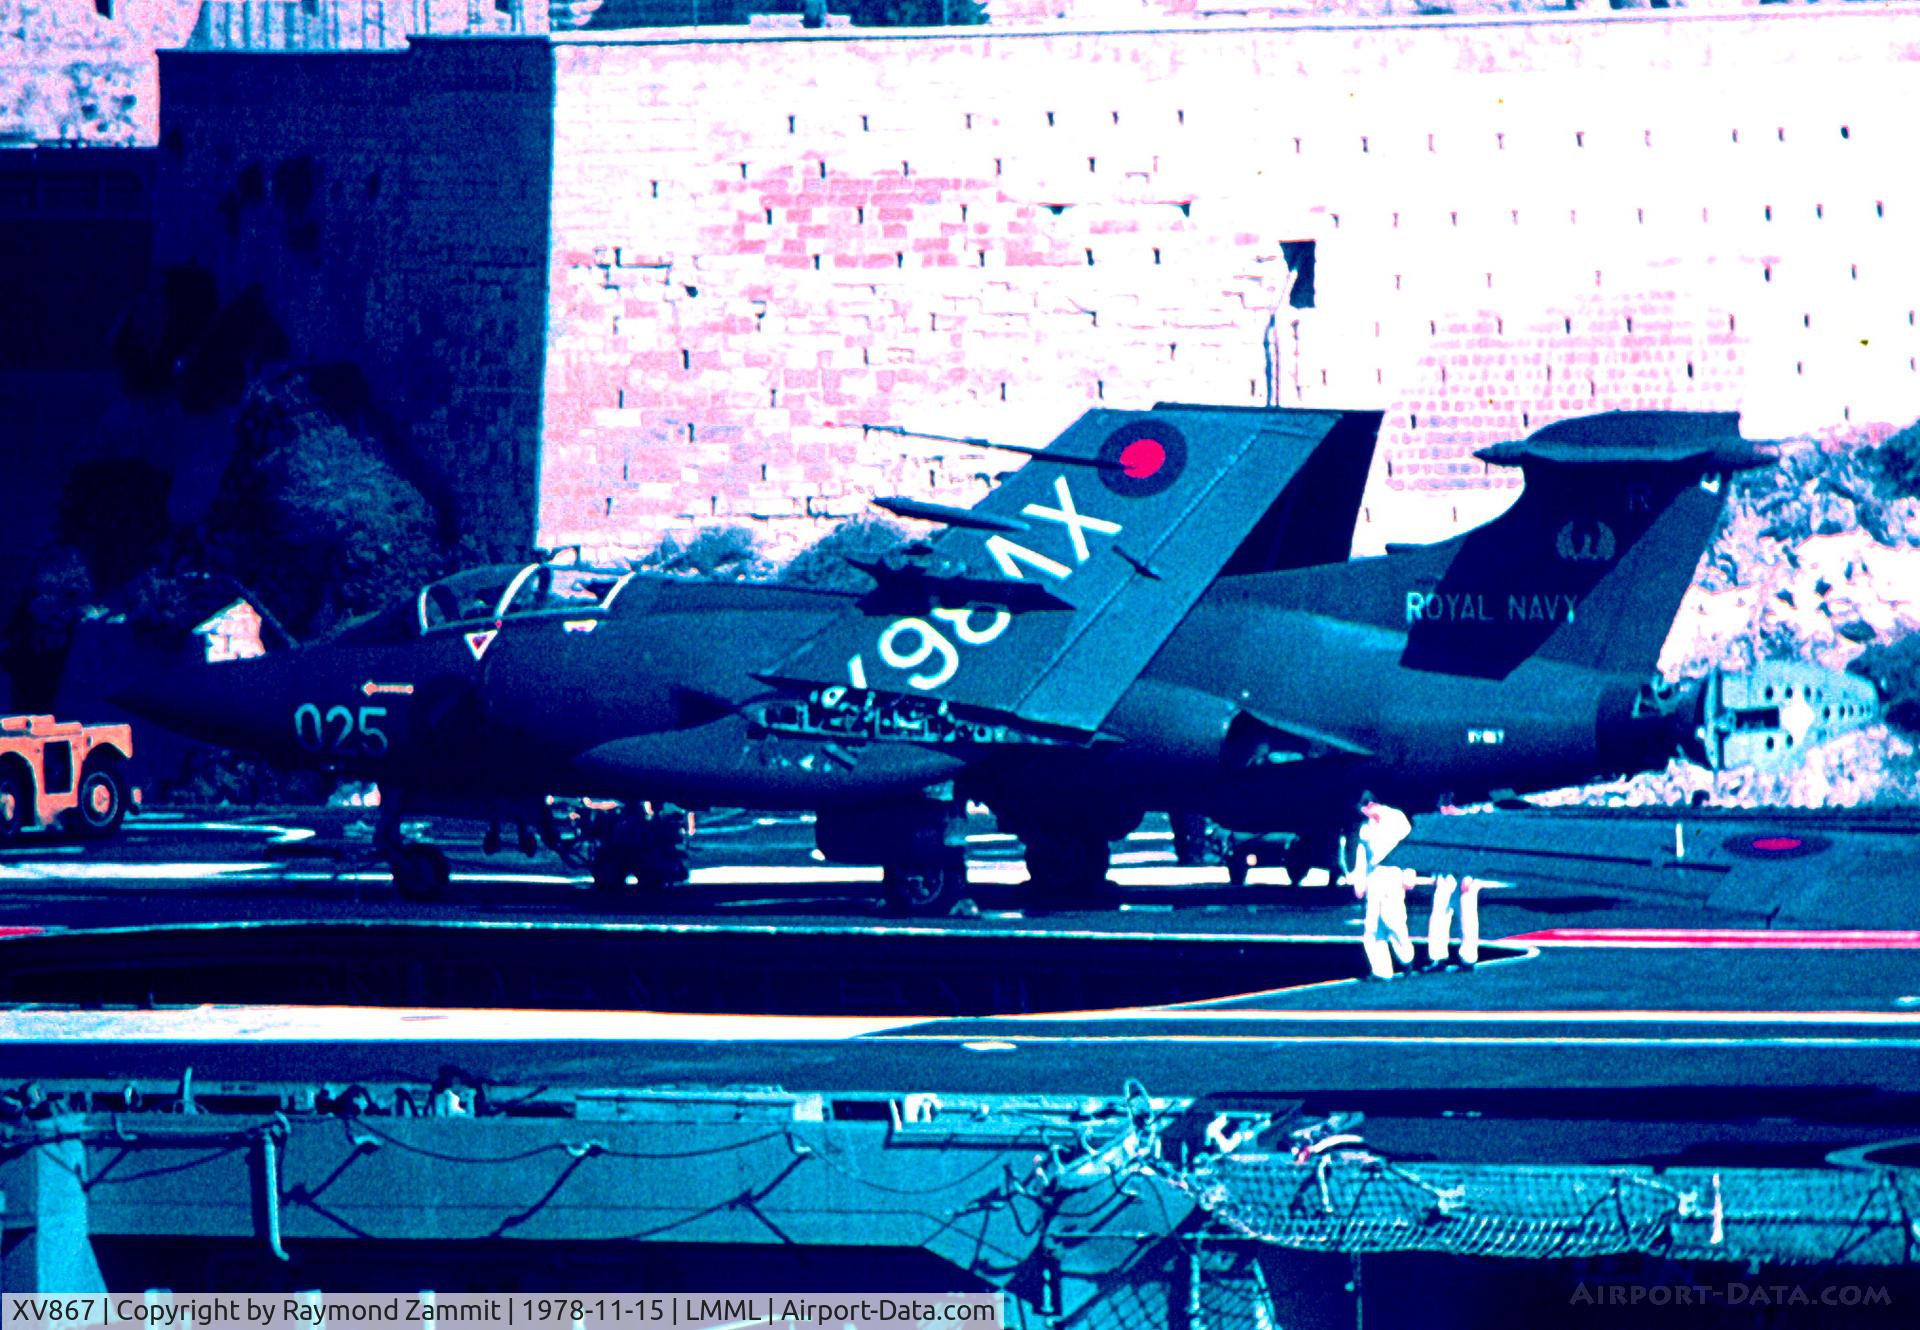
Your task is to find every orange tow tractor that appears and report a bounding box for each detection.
[0,714,135,840]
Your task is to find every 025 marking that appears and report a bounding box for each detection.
[294,703,389,754]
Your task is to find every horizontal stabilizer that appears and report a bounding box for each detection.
[1252,411,1769,683]
[1406,413,1767,678]
[1475,412,1771,471]
[1314,411,1768,681]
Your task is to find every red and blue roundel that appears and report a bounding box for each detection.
[1098,419,1187,498]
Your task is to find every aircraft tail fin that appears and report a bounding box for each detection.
[775,405,1380,732]
[1220,409,1383,575]
[1386,412,1770,679]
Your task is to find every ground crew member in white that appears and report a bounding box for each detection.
[1426,874,1484,970]
[1349,798,1416,980]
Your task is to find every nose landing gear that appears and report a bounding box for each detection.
[375,796,451,902]
[389,843,452,902]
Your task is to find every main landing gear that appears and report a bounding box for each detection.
[1283,826,1351,888]
[881,843,969,916]
[1170,814,1353,887]
[816,800,970,916]
[1008,809,1140,907]
[548,799,691,899]
[372,794,692,904]
[1020,828,1116,903]
[1171,813,1253,886]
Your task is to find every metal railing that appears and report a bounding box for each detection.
[189,0,395,49]
[187,0,534,50]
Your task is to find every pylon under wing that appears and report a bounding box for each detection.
[771,405,1383,735]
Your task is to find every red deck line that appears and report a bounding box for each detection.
[1503,928,1920,949]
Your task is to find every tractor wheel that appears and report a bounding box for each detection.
[0,765,29,840]
[68,754,128,840]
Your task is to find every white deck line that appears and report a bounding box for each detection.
[1,1003,1913,1046]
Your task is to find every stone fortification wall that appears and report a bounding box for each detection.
[1,0,201,144]
[540,9,1920,560]
[1,0,545,146]
[153,37,554,548]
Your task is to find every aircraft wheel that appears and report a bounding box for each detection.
[1284,829,1343,887]
[1225,848,1253,887]
[590,838,686,899]
[1172,813,1252,883]
[67,754,129,840]
[589,851,631,892]
[1023,831,1116,905]
[1170,812,1218,867]
[392,845,450,902]
[0,764,28,840]
[883,851,967,915]
[591,852,674,896]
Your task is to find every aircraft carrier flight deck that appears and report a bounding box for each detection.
[4,804,1917,1324]
[4,804,1916,1110]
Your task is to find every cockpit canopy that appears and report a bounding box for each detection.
[418,563,633,634]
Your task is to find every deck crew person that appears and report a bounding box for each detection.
[1426,873,1487,970]
[1349,796,1416,981]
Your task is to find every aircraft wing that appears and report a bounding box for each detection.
[772,405,1377,734]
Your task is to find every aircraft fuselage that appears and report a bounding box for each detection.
[116,406,1769,904]
[131,568,1666,838]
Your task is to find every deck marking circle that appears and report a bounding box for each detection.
[1723,831,1830,859]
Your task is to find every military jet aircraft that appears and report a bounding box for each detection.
[119,404,1797,909]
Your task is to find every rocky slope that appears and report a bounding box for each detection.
[1547,423,1920,809]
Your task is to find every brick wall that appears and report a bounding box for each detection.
[541,10,1920,561]
[154,37,553,549]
